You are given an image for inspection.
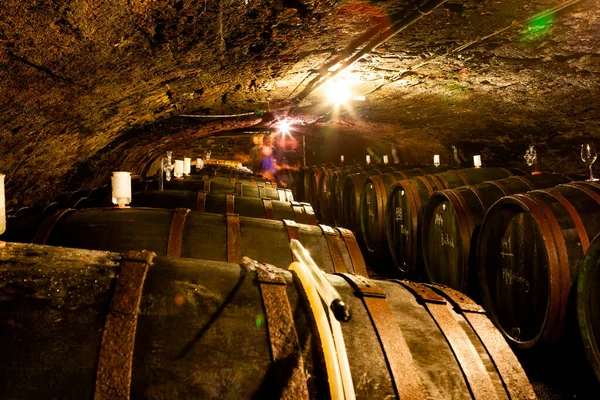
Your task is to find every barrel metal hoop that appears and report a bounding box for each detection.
[509,175,535,190]
[513,194,566,342]
[235,182,243,197]
[453,171,470,187]
[426,284,484,313]
[320,225,347,273]
[304,205,317,225]
[167,208,190,258]
[393,280,500,400]
[196,191,207,213]
[94,250,155,400]
[204,179,211,193]
[392,280,446,304]
[252,262,310,399]
[278,189,287,202]
[335,227,368,277]
[337,273,426,400]
[292,205,307,224]
[563,182,600,207]
[416,176,435,196]
[33,208,75,245]
[225,194,235,215]
[430,285,537,400]
[485,180,511,195]
[262,199,274,219]
[538,189,590,252]
[226,214,242,263]
[258,186,266,199]
[283,219,300,261]
[500,168,514,176]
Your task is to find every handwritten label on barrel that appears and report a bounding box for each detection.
[441,233,454,248]
[395,207,403,222]
[501,237,514,257]
[502,268,530,293]
[435,213,443,227]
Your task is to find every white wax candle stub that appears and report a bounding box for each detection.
[111,171,132,207]
[196,158,204,169]
[383,155,389,164]
[366,155,371,164]
[174,160,184,178]
[340,155,344,163]
[183,158,191,174]
[473,155,482,168]
[0,174,5,235]
[434,154,440,167]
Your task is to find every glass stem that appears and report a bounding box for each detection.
[590,164,594,181]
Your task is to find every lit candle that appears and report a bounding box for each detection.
[183,158,191,175]
[196,158,204,170]
[340,155,344,163]
[383,155,389,164]
[174,160,184,178]
[473,155,482,168]
[433,154,440,167]
[0,174,5,236]
[366,155,371,164]
[111,172,132,208]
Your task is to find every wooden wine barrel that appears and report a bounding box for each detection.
[331,165,368,226]
[385,167,517,277]
[477,181,600,350]
[317,166,343,224]
[130,190,318,224]
[578,233,600,384]
[422,173,572,295]
[178,174,275,187]
[358,167,449,265]
[0,241,536,400]
[2,207,364,275]
[165,178,292,201]
[341,169,383,230]
[307,165,328,218]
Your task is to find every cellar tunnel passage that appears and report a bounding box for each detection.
[0,0,599,208]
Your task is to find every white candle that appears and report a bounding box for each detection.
[174,160,184,178]
[366,155,371,164]
[196,158,204,170]
[111,172,132,207]
[473,155,482,168]
[183,158,191,175]
[0,174,5,235]
[433,154,440,167]
[340,155,344,163]
[383,155,389,164]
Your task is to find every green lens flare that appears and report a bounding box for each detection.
[521,13,555,43]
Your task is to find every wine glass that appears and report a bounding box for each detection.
[581,143,598,181]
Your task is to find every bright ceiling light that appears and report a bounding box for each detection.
[326,79,352,105]
[276,119,292,135]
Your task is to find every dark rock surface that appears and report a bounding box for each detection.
[0,0,598,207]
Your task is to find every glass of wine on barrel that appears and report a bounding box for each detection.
[581,143,598,181]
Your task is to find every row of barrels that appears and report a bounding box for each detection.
[300,163,600,388]
[0,161,546,398]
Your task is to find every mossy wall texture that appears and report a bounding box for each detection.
[1,0,599,207]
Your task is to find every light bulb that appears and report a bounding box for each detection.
[366,155,371,164]
[183,158,191,175]
[473,155,482,168]
[434,155,440,167]
[340,155,344,163]
[196,158,204,170]
[383,155,389,164]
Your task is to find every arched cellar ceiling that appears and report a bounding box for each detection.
[0,0,599,206]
